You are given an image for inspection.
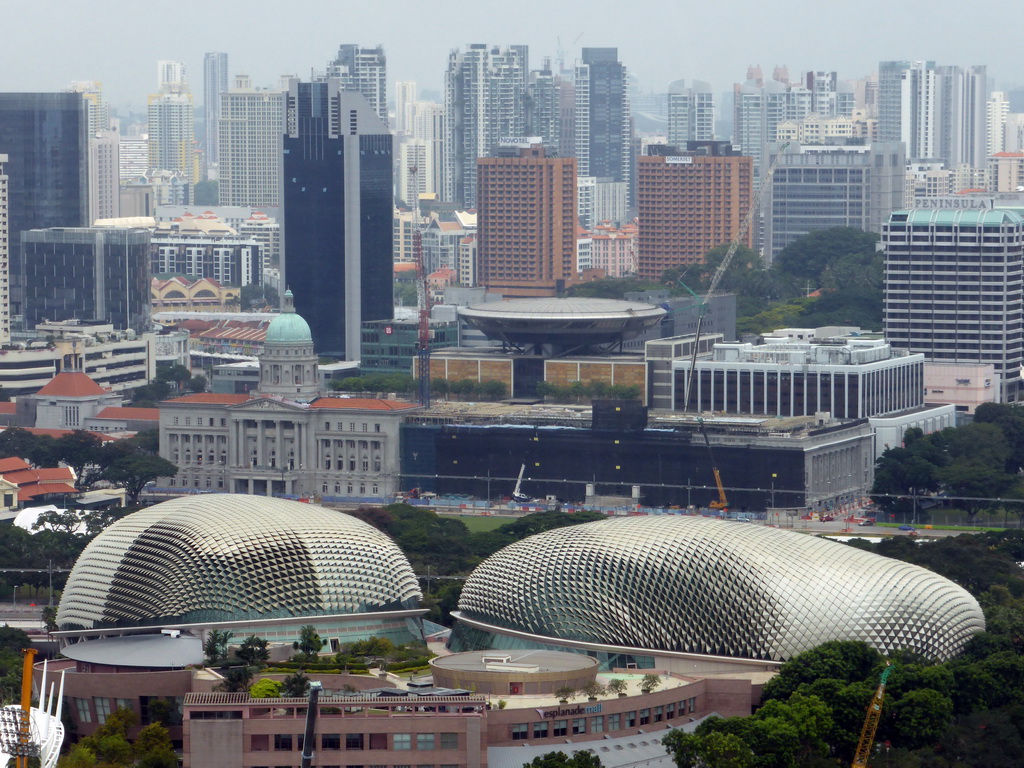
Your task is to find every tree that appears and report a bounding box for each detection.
[203,629,233,666]
[0,426,39,461]
[292,624,323,661]
[480,379,508,401]
[249,678,283,698]
[133,722,178,768]
[237,635,270,667]
[524,750,604,768]
[606,678,628,696]
[640,673,662,694]
[581,680,605,699]
[216,665,254,693]
[554,685,578,702]
[193,180,218,205]
[282,671,310,697]
[774,227,878,284]
[890,688,953,750]
[188,374,207,393]
[103,454,179,503]
[157,364,193,393]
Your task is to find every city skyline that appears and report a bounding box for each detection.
[3,0,1020,113]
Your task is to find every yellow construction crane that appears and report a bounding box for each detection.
[698,418,728,510]
[852,663,893,768]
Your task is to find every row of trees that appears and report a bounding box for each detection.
[663,530,1024,767]
[872,403,1024,523]
[130,364,206,408]
[0,427,176,503]
[536,380,640,402]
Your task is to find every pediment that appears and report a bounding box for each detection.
[229,396,307,413]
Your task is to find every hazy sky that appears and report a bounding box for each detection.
[4,0,1022,114]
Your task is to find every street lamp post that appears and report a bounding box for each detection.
[770,473,777,511]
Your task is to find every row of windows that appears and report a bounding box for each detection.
[509,698,698,740]
[264,732,459,752]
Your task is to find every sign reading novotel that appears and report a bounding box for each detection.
[539,703,603,720]
[499,136,543,147]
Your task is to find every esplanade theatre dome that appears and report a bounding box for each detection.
[452,516,984,663]
[57,495,421,632]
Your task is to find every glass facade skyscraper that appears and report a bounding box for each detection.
[283,79,393,359]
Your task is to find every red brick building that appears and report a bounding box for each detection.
[636,143,753,281]
[477,145,577,297]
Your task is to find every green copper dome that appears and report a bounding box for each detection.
[266,290,312,344]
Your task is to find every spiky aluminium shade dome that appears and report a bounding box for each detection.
[456,516,984,662]
[57,495,421,631]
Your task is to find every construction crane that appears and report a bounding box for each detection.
[299,681,323,768]
[410,166,431,407]
[851,663,893,768]
[682,142,791,409]
[697,418,728,510]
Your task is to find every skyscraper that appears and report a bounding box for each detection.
[0,93,89,245]
[327,44,387,123]
[883,209,1024,402]
[18,227,151,332]
[444,44,528,207]
[0,155,8,343]
[878,61,986,167]
[68,81,119,223]
[764,142,905,261]
[283,79,392,359]
[636,142,752,281]
[203,52,229,165]
[477,143,577,297]
[667,79,715,147]
[575,48,632,194]
[526,61,563,156]
[218,75,284,207]
[988,91,1010,157]
[148,61,195,201]
[394,80,417,135]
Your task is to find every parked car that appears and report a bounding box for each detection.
[821,515,835,522]
[735,515,752,523]
[898,524,916,531]
[857,519,875,526]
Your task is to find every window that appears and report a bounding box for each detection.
[654,706,664,722]
[374,423,381,432]
[553,720,567,737]
[607,713,620,731]
[639,708,650,725]
[416,734,434,750]
[573,718,586,734]
[590,716,603,733]
[511,724,528,740]
[274,734,293,751]
[93,697,111,724]
[185,417,191,426]
[666,703,676,719]
[349,423,355,431]
[362,423,368,432]
[75,698,92,723]
[346,733,364,750]
[173,416,179,425]
[394,734,411,750]
[321,733,342,753]
[439,733,458,750]
[115,698,133,713]
[626,711,636,728]
[533,722,548,739]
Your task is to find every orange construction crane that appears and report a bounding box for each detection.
[852,663,893,768]
[698,418,728,510]
[16,647,38,768]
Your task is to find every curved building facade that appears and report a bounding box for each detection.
[57,494,422,634]
[452,516,984,665]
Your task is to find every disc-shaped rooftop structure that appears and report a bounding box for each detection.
[459,298,666,352]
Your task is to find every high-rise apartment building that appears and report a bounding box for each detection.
[68,81,109,136]
[148,61,195,201]
[988,91,1010,157]
[0,155,8,343]
[733,69,852,174]
[68,81,120,223]
[878,61,986,167]
[883,208,1024,402]
[636,142,752,281]
[990,152,1024,192]
[203,52,229,165]
[218,75,284,207]
[327,44,387,123]
[282,79,392,359]
[18,227,151,332]
[476,144,577,297]
[667,79,715,146]
[764,142,905,260]
[575,48,632,197]
[394,81,417,134]
[526,62,563,156]
[0,93,89,247]
[444,44,528,207]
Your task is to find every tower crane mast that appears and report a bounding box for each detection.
[410,166,431,407]
[852,663,893,768]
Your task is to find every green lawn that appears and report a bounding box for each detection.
[456,514,517,533]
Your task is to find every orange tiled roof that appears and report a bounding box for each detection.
[0,457,30,473]
[308,398,419,411]
[166,393,251,405]
[94,406,160,421]
[0,403,16,415]
[19,483,78,499]
[35,372,107,398]
[17,428,118,441]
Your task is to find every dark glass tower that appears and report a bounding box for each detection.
[0,93,89,242]
[575,49,632,189]
[283,79,393,359]
[19,228,152,331]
